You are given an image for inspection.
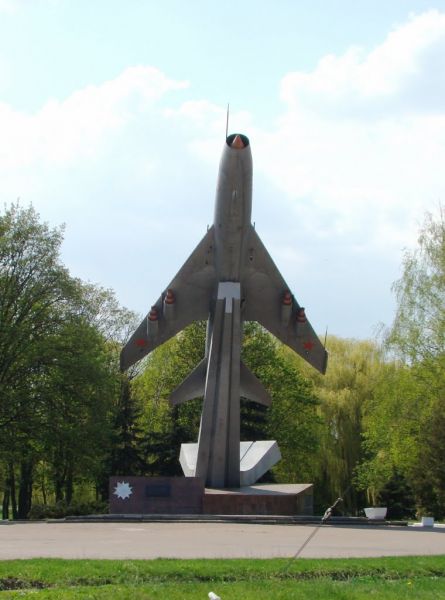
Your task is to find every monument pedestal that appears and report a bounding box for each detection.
[204,484,313,516]
[109,477,313,516]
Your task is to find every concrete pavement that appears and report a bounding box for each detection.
[1,521,444,559]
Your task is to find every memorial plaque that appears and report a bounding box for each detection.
[145,483,171,498]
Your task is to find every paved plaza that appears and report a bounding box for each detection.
[1,521,444,559]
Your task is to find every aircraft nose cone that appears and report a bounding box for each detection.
[231,134,245,149]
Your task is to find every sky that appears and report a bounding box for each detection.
[1,0,444,340]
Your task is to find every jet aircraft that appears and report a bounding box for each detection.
[121,133,327,488]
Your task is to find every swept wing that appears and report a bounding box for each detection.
[242,226,328,373]
[120,227,216,370]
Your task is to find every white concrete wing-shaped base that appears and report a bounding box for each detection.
[180,440,281,487]
[239,441,281,486]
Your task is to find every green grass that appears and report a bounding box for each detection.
[1,556,445,598]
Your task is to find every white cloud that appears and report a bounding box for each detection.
[253,11,445,257]
[0,0,17,13]
[0,0,67,12]
[164,99,224,126]
[281,10,445,117]
[0,66,188,169]
[163,100,254,166]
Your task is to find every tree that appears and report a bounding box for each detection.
[377,469,416,520]
[0,203,77,517]
[40,317,117,504]
[0,203,138,516]
[357,206,445,518]
[0,203,75,431]
[108,375,143,476]
[285,336,385,514]
[355,362,423,501]
[35,282,139,506]
[388,205,445,366]
[387,206,445,517]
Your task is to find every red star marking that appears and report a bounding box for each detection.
[135,338,148,347]
[303,340,314,351]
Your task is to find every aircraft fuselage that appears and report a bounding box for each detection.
[213,133,252,282]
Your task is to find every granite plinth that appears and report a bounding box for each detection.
[109,476,204,514]
[203,484,313,516]
[109,478,313,516]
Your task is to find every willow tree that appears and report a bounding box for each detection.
[284,336,385,514]
[356,207,445,517]
[385,206,445,516]
[388,205,445,367]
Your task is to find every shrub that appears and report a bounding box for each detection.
[28,500,108,520]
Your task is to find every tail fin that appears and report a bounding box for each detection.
[170,359,207,406]
[240,361,271,406]
[170,358,271,407]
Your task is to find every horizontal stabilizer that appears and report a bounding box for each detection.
[240,361,272,406]
[170,359,207,406]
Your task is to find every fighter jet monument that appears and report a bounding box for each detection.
[121,133,328,488]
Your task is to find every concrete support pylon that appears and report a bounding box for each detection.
[195,282,241,488]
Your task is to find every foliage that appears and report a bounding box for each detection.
[131,322,205,476]
[355,362,424,498]
[357,206,445,517]
[243,323,319,483]
[0,203,74,431]
[0,203,137,518]
[108,374,144,477]
[377,469,416,520]
[283,336,385,513]
[388,205,445,364]
[27,499,108,520]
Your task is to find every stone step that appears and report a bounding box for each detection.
[61,514,408,526]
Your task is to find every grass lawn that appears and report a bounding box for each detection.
[0,555,444,598]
